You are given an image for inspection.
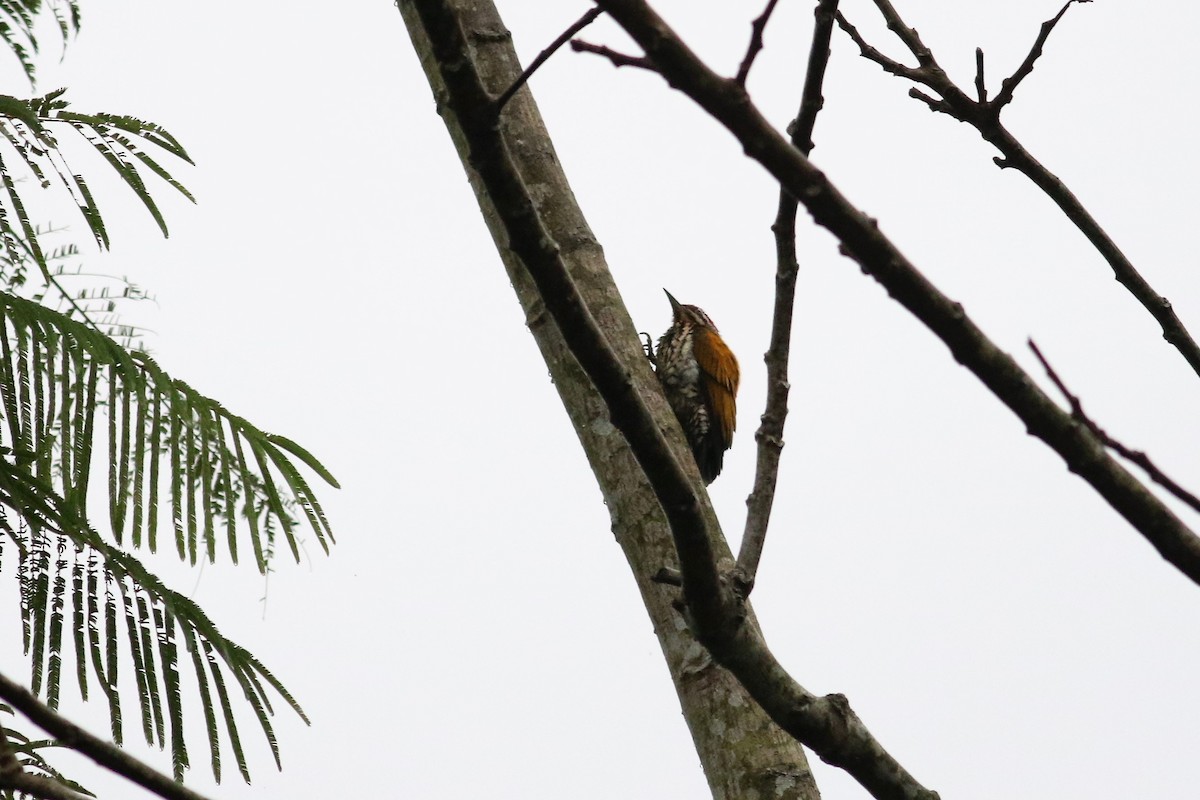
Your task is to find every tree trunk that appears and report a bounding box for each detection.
[397,2,819,798]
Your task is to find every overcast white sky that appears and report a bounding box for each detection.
[4,1,1200,799]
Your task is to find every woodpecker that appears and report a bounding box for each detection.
[654,289,739,484]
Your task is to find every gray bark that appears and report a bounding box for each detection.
[397,2,819,798]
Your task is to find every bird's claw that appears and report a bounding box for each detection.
[640,332,656,365]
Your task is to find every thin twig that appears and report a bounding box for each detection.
[834,13,923,82]
[735,0,780,87]
[411,0,722,611]
[415,1,936,798]
[1029,340,1200,515]
[0,670,215,800]
[570,39,656,71]
[870,0,934,68]
[494,7,604,113]
[736,0,840,595]
[402,2,819,791]
[993,0,1090,110]
[974,47,986,102]
[596,0,1200,585]
[790,0,839,155]
[838,1,1200,382]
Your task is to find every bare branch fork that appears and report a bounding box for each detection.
[836,0,1200,380]
[991,0,1092,110]
[408,1,938,798]
[406,0,724,612]
[408,1,1200,799]
[587,0,1200,583]
[568,40,655,71]
[1028,341,1200,515]
[735,0,780,86]
[735,0,840,595]
[568,10,1200,800]
[494,8,604,113]
[0,670,215,800]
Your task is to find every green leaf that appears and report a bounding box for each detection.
[0,287,336,781]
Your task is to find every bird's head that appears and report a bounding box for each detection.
[664,288,719,331]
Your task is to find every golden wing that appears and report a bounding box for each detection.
[693,328,739,449]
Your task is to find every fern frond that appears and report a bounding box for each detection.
[155,604,187,780]
[68,121,169,237]
[69,546,85,701]
[0,149,45,269]
[0,292,337,565]
[45,535,66,708]
[1,478,312,783]
[116,575,152,746]
[0,19,36,87]
[84,551,120,742]
[0,92,192,281]
[25,527,48,697]
[0,285,335,782]
[201,638,248,783]
[182,625,221,783]
[50,0,81,54]
[0,0,82,87]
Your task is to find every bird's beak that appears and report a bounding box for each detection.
[663,288,682,317]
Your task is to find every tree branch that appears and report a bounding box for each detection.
[1,720,91,800]
[973,47,986,103]
[401,2,821,796]
[0,670,214,800]
[494,8,604,113]
[867,0,939,71]
[789,1,838,157]
[3,771,92,800]
[992,0,1090,110]
[0,724,20,781]
[593,0,1200,579]
[409,0,719,600]
[839,1,1200,380]
[734,0,780,87]
[1028,340,1200,515]
[591,0,1200,788]
[834,13,923,82]
[736,0,839,595]
[570,39,656,71]
[403,1,1200,797]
